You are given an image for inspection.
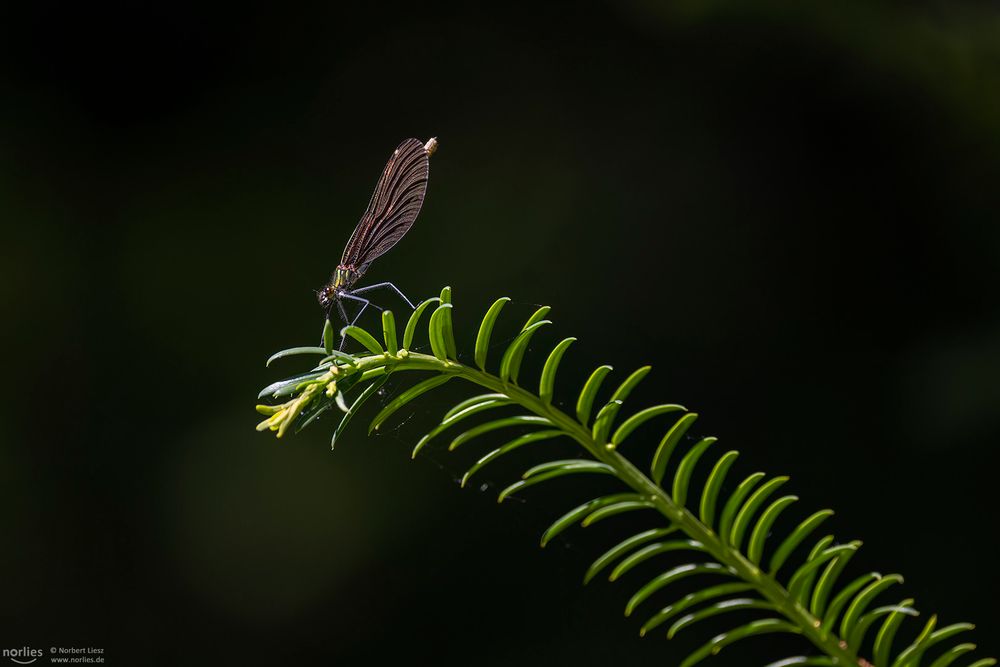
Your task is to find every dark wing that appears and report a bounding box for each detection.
[340,138,430,268]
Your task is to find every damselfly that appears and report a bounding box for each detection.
[318,137,438,348]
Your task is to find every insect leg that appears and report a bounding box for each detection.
[336,300,351,351]
[340,293,383,321]
[349,282,415,309]
[337,295,377,350]
[319,302,349,347]
[336,294,389,351]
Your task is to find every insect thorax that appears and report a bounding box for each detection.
[333,265,363,290]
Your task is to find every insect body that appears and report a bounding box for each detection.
[318,137,438,347]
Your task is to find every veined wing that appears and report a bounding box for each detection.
[340,138,432,268]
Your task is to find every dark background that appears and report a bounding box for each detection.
[2,1,998,665]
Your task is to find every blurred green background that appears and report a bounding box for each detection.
[2,1,999,664]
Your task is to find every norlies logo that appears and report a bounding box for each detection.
[2,647,42,665]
